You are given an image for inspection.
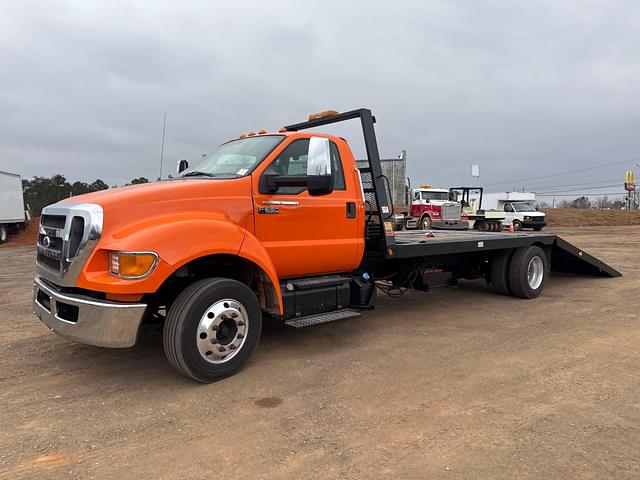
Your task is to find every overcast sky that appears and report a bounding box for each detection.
[1,0,639,197]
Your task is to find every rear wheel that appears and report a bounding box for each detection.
[508,246,547,299]
[0,225,7,243]
[420,216,432,230]
[477,221,488,231]
[533,226,543,231]
[163,278,262,383]
[490,249,513,295]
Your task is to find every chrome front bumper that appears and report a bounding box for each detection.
[33,276,147,348]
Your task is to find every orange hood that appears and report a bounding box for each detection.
[60,177,255,234]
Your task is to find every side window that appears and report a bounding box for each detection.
[329,142,345,190]
[262,138,346,195]
[504,203,514,212]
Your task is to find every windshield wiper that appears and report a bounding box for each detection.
[182,171,216,178]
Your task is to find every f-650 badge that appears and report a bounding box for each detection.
[258,207,279,215]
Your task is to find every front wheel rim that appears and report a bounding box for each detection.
[527,256,544,290]
[196,298,248,364]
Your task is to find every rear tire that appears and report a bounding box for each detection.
[420,216,432,230]
[533,226,543,231]
[163,278,262,383]
[477,221,488,231]
[490,249,513,295]
[0,225,7,243]
[508,246,547,299]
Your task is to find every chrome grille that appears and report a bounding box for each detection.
[442,203,461,221]
[36,203,103,287]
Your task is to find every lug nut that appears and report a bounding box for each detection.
[218,346,226,352]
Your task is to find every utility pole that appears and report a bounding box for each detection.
[159,113,167,180]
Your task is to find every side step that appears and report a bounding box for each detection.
[285,309,361,329]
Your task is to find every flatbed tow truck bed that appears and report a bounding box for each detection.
[392,230,620,277]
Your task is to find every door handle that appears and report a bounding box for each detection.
[261,200,299,206]
[346,202,356,219]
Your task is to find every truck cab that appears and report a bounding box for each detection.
[407,187,468,230]
[502,201,546,231]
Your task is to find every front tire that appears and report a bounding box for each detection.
[163,278,262,383]
[513,220,522,231]
[420,216,432,230]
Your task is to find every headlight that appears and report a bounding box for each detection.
[109,251,158,279]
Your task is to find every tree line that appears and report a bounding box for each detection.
[22,174,149,217]
[537,195,636,209]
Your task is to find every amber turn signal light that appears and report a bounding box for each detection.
[109,251,158,279]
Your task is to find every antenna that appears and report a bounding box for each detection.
[159,113,167,180]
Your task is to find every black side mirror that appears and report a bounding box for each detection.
[177,159,189,173]
[307,175,333,196]
[259,174,334,196]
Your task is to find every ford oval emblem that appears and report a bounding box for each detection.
[43,236,51,248]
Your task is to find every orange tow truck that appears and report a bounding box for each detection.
[33,109,620,382]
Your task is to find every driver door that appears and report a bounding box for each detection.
[503,203,516,224]
[252,137,362,278]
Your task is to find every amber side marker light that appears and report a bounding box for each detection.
[308,109,339,121]
[109,251,158,279]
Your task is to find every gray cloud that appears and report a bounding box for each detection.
[1,0,639,196]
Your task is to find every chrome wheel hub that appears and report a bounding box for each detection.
[527,256,544,290]
[196,299,248,364]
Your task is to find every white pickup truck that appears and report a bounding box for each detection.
[483,192,546,231]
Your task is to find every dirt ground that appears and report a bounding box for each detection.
[541,208,640,227]
[1,226,639,479]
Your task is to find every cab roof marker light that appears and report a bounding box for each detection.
[247,131,256,136]
[308,110,339,121]
[278,127,287,133]
[257,129,267,134]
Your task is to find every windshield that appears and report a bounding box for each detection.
[421,191,449,201]
[512,202,536,212]
[182,136,284,178]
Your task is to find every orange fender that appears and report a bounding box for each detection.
[238,230,283,315]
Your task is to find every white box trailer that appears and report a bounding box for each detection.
[0,171,27,243]
[483,192,546,231]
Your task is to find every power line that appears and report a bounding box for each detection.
[484,158,635,187]
[536,192,625,197]
[525,178,619,190]
[535,183,620,194]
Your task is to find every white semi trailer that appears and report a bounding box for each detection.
[0,171,27,243]
[482,192,546,231]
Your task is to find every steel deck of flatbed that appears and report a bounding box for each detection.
[392,229,621,277]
